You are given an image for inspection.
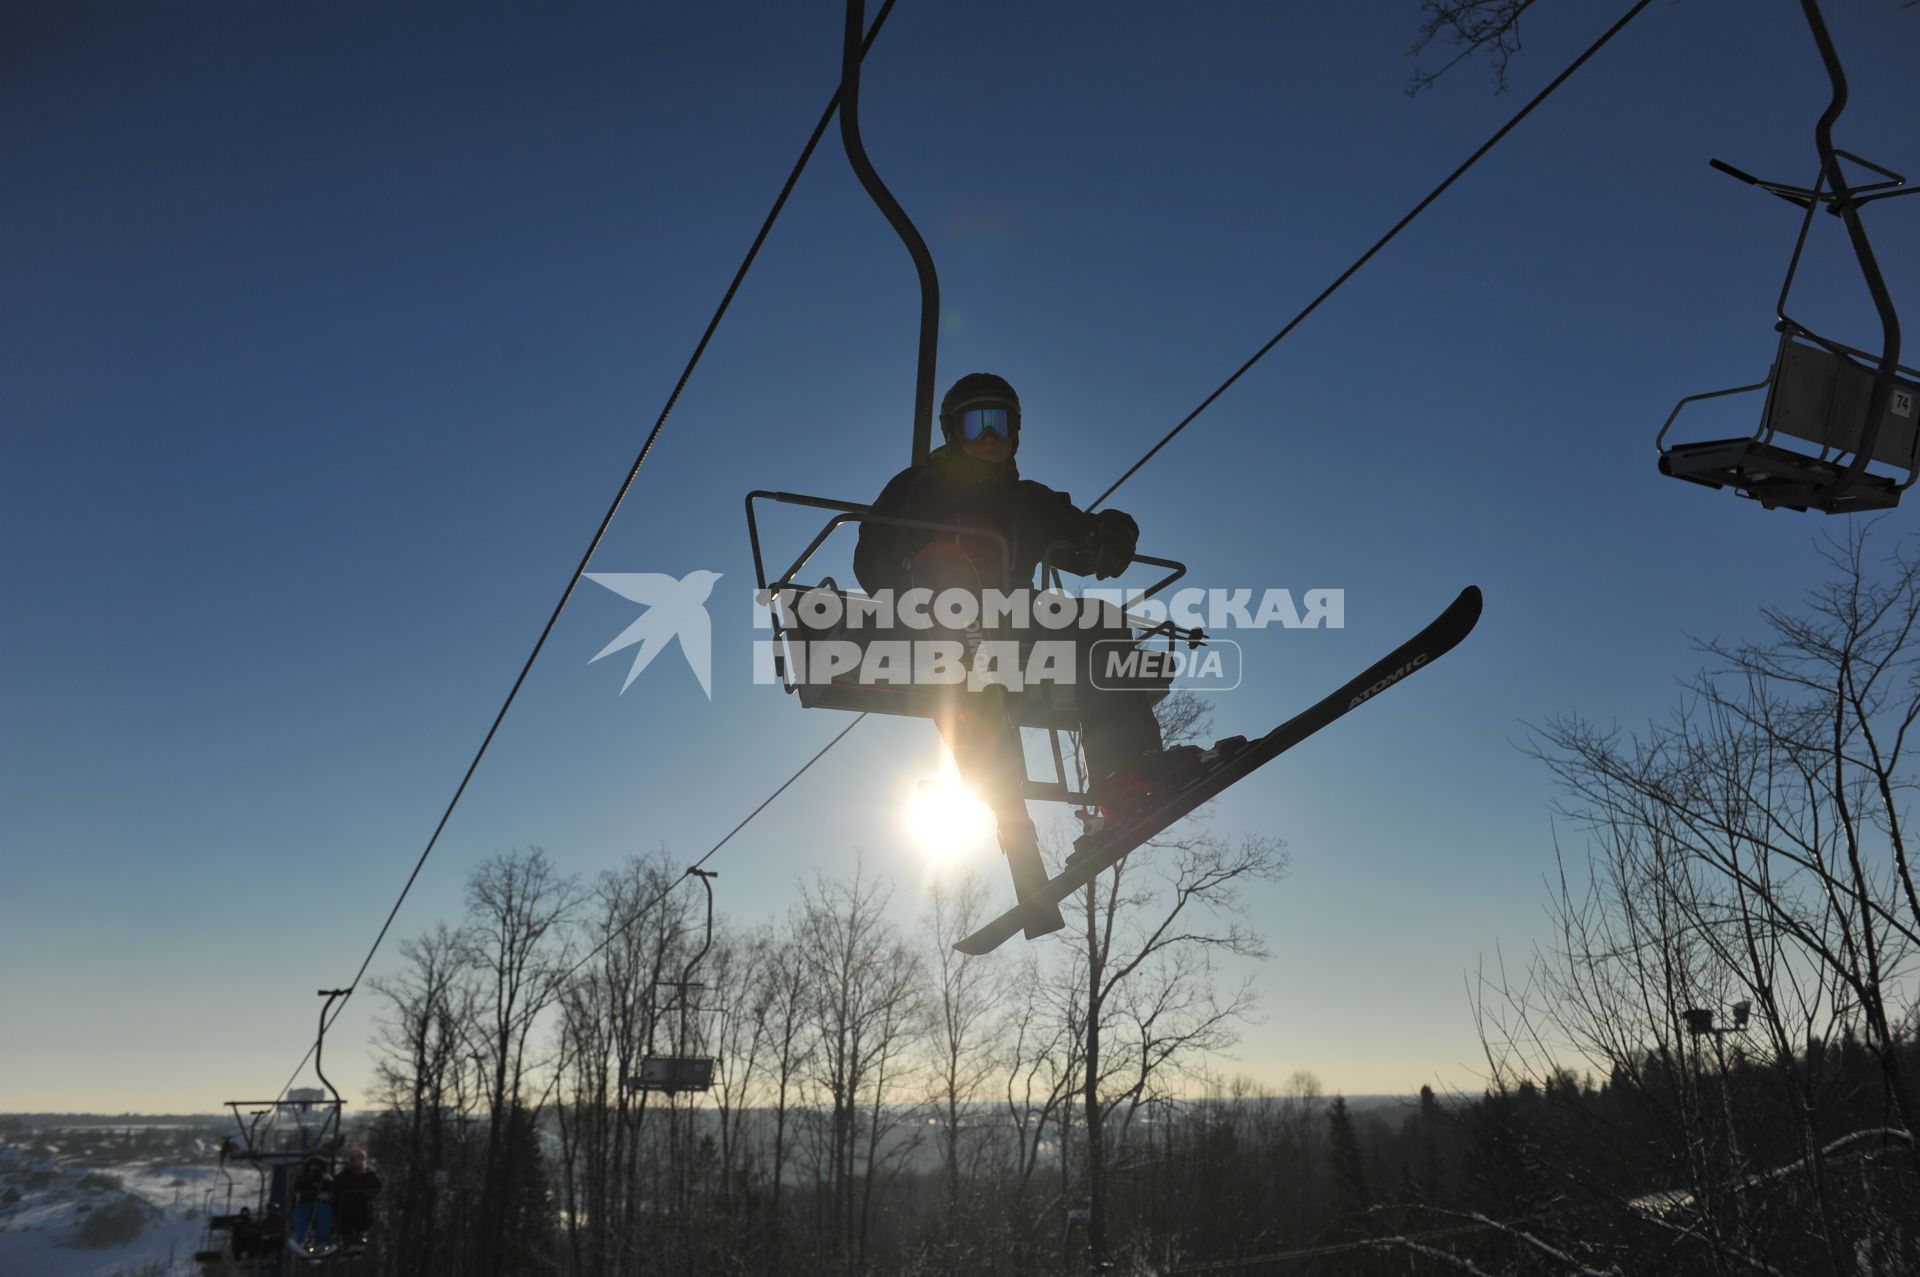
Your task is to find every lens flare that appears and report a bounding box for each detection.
[906,769,996,863]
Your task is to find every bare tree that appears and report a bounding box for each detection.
[922,872,1005,1253]
[854,932,927,1270]
[994,944,1082,1256]
[704,922,772,1237]
[368,924,472,1277]
[461,847,579,1277]
[794,861,926,1273]
[1533,531,1920,1151]
[1479,528,1920,1273]
[551,852,686,1277]
[751,917,817,1269]
[1407,0,1538,96]
[1065,826,1288,1269]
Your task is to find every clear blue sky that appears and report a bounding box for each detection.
[3,0,1916,1110]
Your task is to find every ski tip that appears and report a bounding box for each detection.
[954,908,1030,955]
[1439,585,1483,637]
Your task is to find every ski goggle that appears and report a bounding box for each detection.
[956,405,1014,442]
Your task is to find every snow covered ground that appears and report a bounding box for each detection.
[0,1159,234,1277]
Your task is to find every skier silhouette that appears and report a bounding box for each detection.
[854,372,1203,824]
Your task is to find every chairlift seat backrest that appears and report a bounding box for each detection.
[1766,332,1920,466]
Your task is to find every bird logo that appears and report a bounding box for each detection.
[584,570,721,698]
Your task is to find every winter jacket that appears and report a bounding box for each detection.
[852,445,1137,595]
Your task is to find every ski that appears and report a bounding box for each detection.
[955,585,1483,955]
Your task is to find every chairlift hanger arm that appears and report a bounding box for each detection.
[675,868,717,992]
[1799,0,1907,498]
[313,989,349,1112]
[837,0,940,465]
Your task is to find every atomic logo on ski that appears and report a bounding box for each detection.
[1346,653,1430,710]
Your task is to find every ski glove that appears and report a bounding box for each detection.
[1088,509,1139,579]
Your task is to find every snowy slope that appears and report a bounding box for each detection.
[0,1160,229,1277]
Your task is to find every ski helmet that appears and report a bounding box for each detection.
[939,372,1021,451]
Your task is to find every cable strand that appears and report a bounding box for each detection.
[263,1,899,1106]
[1089,0,1655,511]
[532,713,866,1015]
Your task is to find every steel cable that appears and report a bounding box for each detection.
[262,1,900,1105]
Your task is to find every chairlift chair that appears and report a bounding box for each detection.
[1659,325,1920,513]
[213,990,353,1267]
[632,869,721,1097]
[748,490,1203,938]
[743,0,1208,938]
[747,490,1199,806]
[1656,0,1918,514]
[191,1148,243,1266]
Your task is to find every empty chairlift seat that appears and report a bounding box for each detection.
[1658,327,1920,513]
[630,869,720,1098]
[633,1056,716,1094]
[1653,0,1917,516]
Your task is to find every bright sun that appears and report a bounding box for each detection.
[906,768,997,863]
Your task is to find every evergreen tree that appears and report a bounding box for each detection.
[1326,1095,1371,1230]
[1418,1085,1444,1204]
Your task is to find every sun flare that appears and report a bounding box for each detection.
[906,768,996,863]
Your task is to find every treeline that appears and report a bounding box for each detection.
[1141,1044,1919,1274]
[352,844,1920,1276]
[358,812,1292,1276]
[355,862,1920,1277]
